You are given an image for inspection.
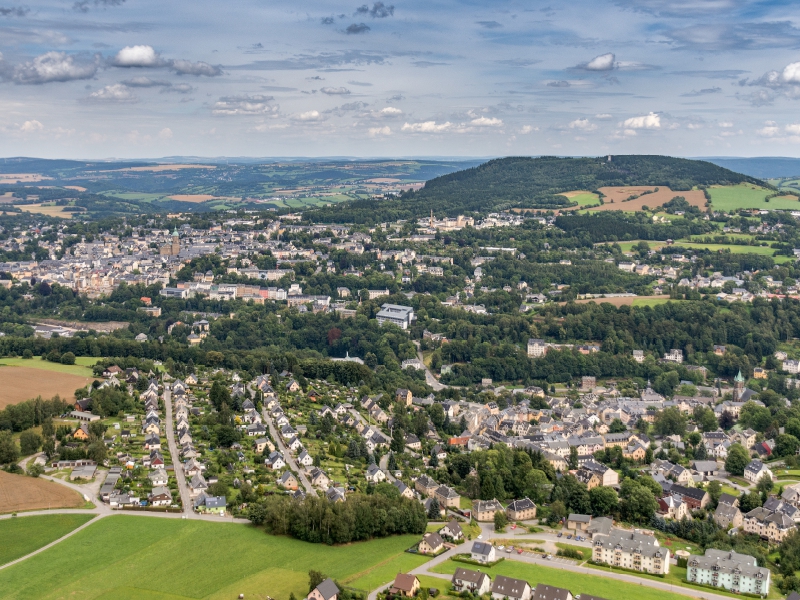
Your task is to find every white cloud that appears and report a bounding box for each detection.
[401,121,452,133]
[294,110,324,121]
[86,83,138,103]
[19,120,43,133]
[368,126,391,136]
[595,113,612,119]
[520,125,537,134]
[470,116,503,127]
[113,45,162,68]
[719,121,734,128]
[757,121,780,137]
[568,118,597,131]
[687,123,703,130]
[786,124,800,135]
[158,127,173,139]
[320,86,351,95]
[584,52,616,71]
[781,62,800,84]
[170,59,222,77]
[379,106,402,116]
[10,52,98,84]
[212,95,278,116]
[622,112,660,129]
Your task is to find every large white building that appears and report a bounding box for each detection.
[375,304,415,329]
[592,529,669,575]
[687,549,770,596]
[527,338,547,358]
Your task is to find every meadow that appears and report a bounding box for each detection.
[0,515,424,600]
[0,514,95,566]
[708,184,800,211]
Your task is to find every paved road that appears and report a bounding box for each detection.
[260,402,314,494]
[164,384,191,515]
[413,341,445,391]
[378,453,397,482]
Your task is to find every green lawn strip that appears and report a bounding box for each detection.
[0,356,97,377]
[584,562,779,599]
[0,515,422,600]
[430,558,696,600]
[0,514,95,566]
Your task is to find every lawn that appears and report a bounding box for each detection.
[631,298,674,308]
[0,356,97,377]
[431,558,699,600]
[562,191,601,207]
[0,515,423,600]
[672,242,793,264]
[0,514,95,566]
[343,551,429,590]
[709,184,800,211]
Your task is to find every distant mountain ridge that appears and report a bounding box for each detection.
[307,155,763,223]
[701,157,800,179]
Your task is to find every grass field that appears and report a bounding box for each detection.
[343,551,428,590]
[631,298,675,308]
[14,204,73,218]
[0,515,424,600]
[431,558,703,600]
[562,191,601,207]
[708,184,800,211]
[0,358,97,408]
[0,514,95,566]
[565,296,671,307]
[0,471,86,514]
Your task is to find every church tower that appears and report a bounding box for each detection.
[733,369,744,402]
[171,228,180,256]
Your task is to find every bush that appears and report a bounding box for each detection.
[60,352,76,365]
[557,548,584,560]
[22,349,33,359]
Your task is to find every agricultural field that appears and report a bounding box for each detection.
[167,195,241,203]
[561,191,601,207]
[0,514,95,566]
[565,295,670,307]
[589,186,706,212]
[14,204,74,218]
[0,471,86,514]
[708,183,800,211]
[0,515,423,600]
[0,357,97,408]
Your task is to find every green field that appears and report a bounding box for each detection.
[631,298,673,308]
[0,356,97,377]
[565,192,601,207]
[343,552,428,590]
[0,514,95,566]
[709,184,800,211]
[0,515,424,600]
[431,558,702,600]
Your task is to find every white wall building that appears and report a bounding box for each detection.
[687,549,770,596]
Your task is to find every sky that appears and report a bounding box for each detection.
[2,0,800,159]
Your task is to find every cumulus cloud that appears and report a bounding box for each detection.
[402,121,452,133]
[346,23,370,34]
[470,116,503,127]
[757,121,780,137]
[583,53,616,71]
[622,112,660,129]
[368,126,391,136]
[294,110,324,121]
[171,59,222,77]
[212,94,278,115]
[86,83,138,103]
[595,113,612,119]
[355,2,393,18]
[123,76,171,87]
[158,127,173,139]
[0,6,28,16]
[7,51,98,84]
[379,106,402,116]
[19,119,43,132]
[569,118,597,131]
[320,86,350,95]
[520,125,537,134]
[113,45,163,68]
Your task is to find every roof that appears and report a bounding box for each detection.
[532,584,572,600]
[452,567,489,585]
[507,498,536,512]
[492,575,529,599]
[314,578,340,600]
[471,541,494,556]
[391,573,419,592]
[688,548,769,580]
[568,513,592,523]
[423,532,443,548]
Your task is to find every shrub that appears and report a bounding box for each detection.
[61,352,76,365]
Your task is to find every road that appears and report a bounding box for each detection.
[260,402,314,494]
[378,453,397,482]
[412,341,445,391]
[163,383,192,515]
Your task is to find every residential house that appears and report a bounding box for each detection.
[744,460,774,485]
[451,568,492,595]
[308,579,339,600]
[279,471,299,490]
[492,575,531,600]
[506,498,537,521]
[592,529,669,574]
[439,520,464,541]
[474,499,504,522]
[389,574,420,598]
[714,503,743,529]
[567,514,592,532]
[365,464,386,483]
[418,532,444,555]
[531,585,573,600]
[434,485,461,509]
[471,541,497,564]
[687,549,770,595]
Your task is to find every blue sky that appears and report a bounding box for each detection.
[1,0,800,158]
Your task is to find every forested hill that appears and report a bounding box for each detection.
[305,155,764,224]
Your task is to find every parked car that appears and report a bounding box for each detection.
[557,532,563,538]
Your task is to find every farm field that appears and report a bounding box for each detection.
[342,551,429,590]
[167,195,240,203]
[431,558,701,600]
[0,365,95,408]
[708,184,800,211]
[673,242,793,263]
[0,356,97,376]
[0,515,423,600]
[588,186,706,212]
[0,514,95,566]
[561,190,600,207]
[564,295,670,307]
[14,204,73,218]
[0,471,86,514]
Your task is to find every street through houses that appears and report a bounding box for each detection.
[163,383,191,515]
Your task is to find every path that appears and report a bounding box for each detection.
[163,383,191,515]
[0,514,101,571]
[412,341,445,391]
[260,399,314,494]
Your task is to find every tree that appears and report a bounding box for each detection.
[589,485,619,517]
[429,453,439,468]
[653,407,687,436]
[60,352,76,366]
[208,481,228,498]
[706,480,722,508]
[19,430,42,455]
[725,443,750,477]
[391,427,405,453]
[494,510,508,532]
[547,500,566,526]
[608,419,627,433]
[776,434,800,458]
[718,411,735,431]
[0,431,19,464]
[756,474,774,496]
[387,452,397,471]
[739,491,762,513]
[427,497,441,520]
[86,440,107,463]
[693,406,718,432]
[309,570,327,593]
[620,479,657,523]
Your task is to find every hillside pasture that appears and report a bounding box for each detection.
[561,190,601,207]
[14,204,73,218]
[562,295,670,307]
[0,515,424,600]
[0,471,86,514]
[168,194,241,203]
[0,514,95,566]
[709,183,800,211]
[588,186,706,212]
